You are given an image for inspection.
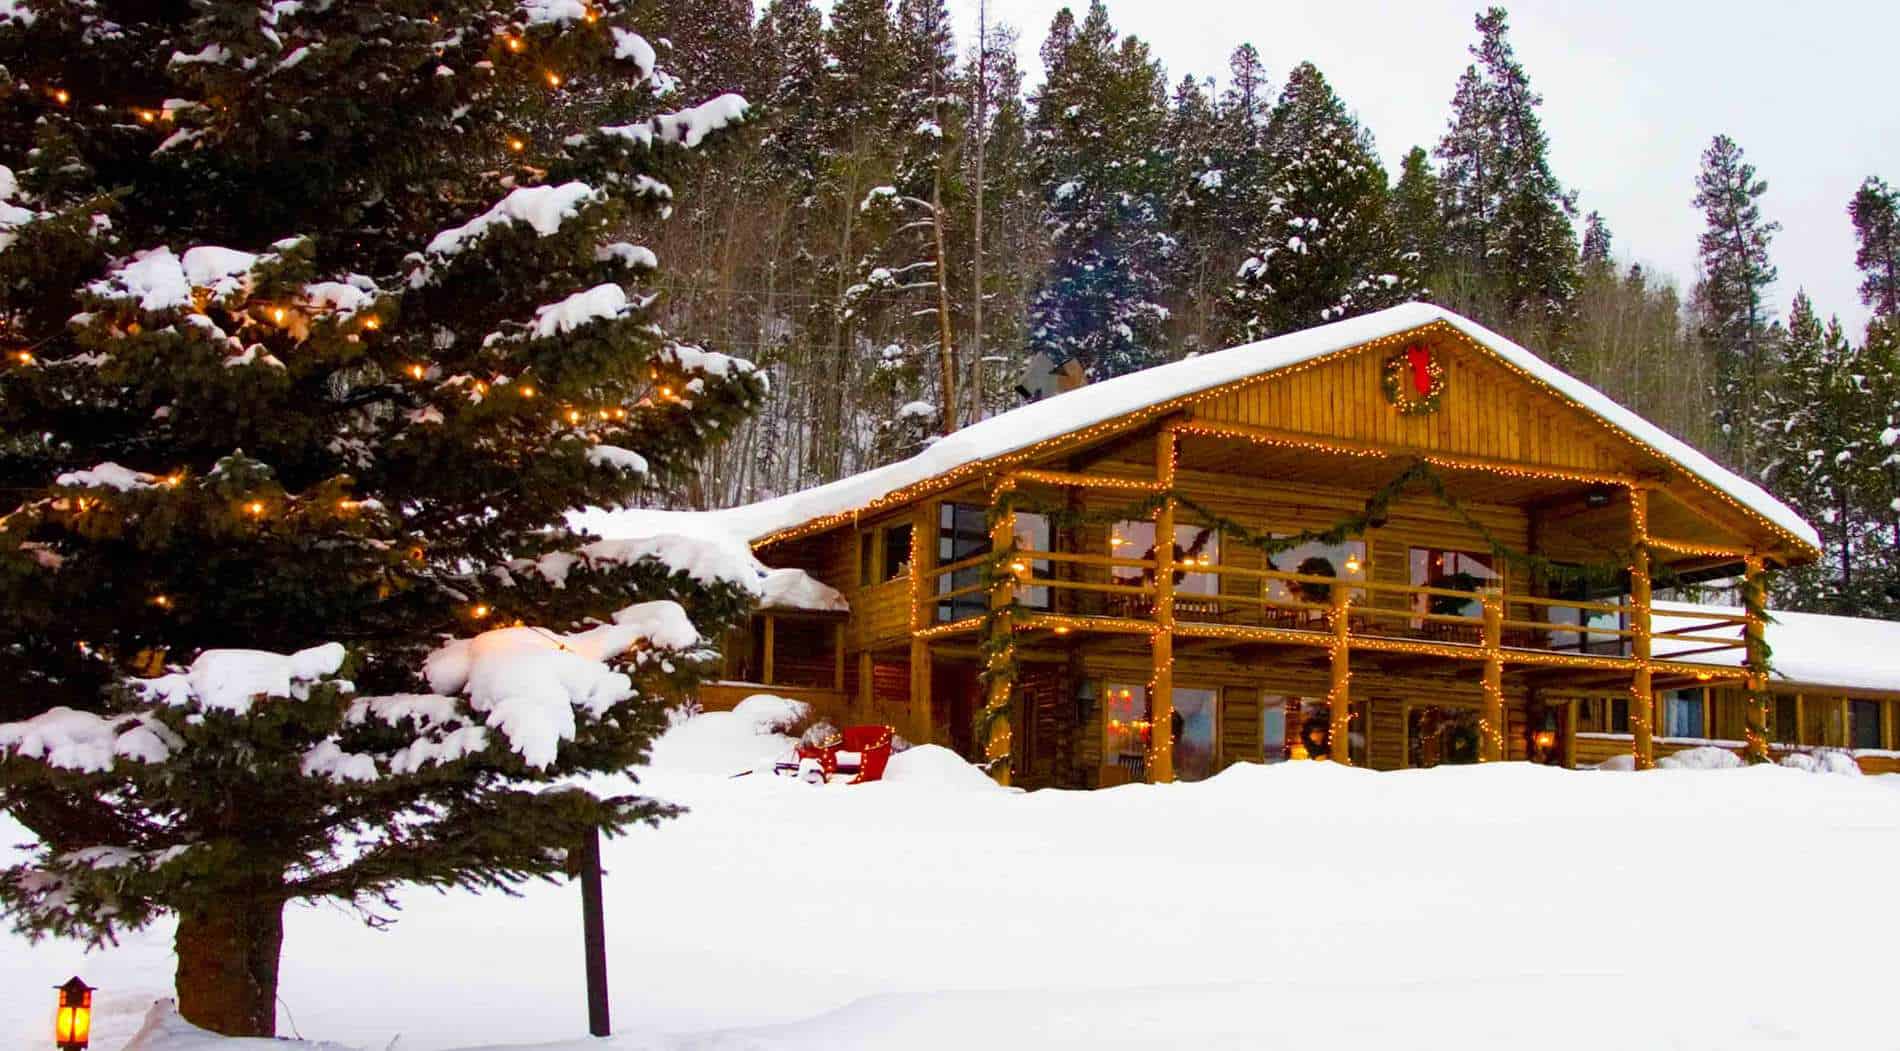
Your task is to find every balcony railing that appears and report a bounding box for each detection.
[917,550,1749,666]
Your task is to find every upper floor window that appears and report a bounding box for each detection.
[1266,538,1367,606]
[1109,521,1219,596]
[1410,548,1500,619]
[936,503,1049,621]
[857,521,913,586]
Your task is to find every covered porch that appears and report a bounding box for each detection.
[893,415,1778,783]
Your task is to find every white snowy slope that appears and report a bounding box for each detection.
[5,701,1899,1051]
[574,303,1819,551]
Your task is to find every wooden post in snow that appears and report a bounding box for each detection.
[1628,488,1655,770]
[1150,428,1177,783]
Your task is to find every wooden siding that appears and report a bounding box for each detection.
[854,577,911,649]
[1187,335,1643,477]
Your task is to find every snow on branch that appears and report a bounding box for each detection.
[54,462,161,491]
[0,708,179,772]
[0,164,43,253]
[652,94,748,148]
[531,283,634,338]
[424,182,601,257]
[133,643,349,713]
[423,606,698,767]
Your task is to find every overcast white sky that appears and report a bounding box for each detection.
[915,0,1899,337]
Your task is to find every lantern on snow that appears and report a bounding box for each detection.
[55,977,93,1051]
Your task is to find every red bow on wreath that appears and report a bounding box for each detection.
[1405,344,1434,396]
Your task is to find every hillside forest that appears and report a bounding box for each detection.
[635,0,1900,617]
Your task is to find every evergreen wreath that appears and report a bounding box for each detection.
[1381,343,1447,415]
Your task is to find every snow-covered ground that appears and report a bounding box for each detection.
[7,699,1900,1051]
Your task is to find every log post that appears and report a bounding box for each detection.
[1149,429,1177,782]
[1328,583,1352,764]
[1741,553,1772,763]
[857,651,873,724]
[1628,488,1655,770]
[909,640,932,745]
[1562,698,1579,769]
[761,614,776,686]
[1480,592,1504,762]
[833,623,846,693]
[984,480,1017,784]
[908,501,936,745]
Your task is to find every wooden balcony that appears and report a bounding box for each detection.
[918,551,1748,677]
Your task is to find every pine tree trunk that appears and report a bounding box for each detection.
[174,896,285,1037]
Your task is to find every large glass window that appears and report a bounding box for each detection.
[1109,521,1219,596]
[1261,696,1288,763]
[1576,696,1630,734]
[1851,700,1883,750]
[1265,538,1367,610]
[1663,688,1705,739]
[1543,567,1626,654]
[1286,697,1366,765]
[1172,687,1219,782]
[936,505,1047,621]
[1410,548,1501,619]
[936,503,989,623]
[1103,683,1150,775]
[1408,705,1482,768]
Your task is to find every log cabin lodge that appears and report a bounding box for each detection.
[598,304,1900,784]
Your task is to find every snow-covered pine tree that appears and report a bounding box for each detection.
[1433,8,1578,359]
[1165,43,1273,357]
[1692,133,1781,476]
[0,2,760,1036]
[1390,146,1445,292]
[1161,72,1225,354]
[1847,175,1900,614]
[1579,211,1613,278]
[1849,176,1900,322]
[1227,61,1415,340]
[1027,1,1172,380]
[961,16,1037,421]
[850,0,966,456]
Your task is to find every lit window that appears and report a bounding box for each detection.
[1410,547,1500,619]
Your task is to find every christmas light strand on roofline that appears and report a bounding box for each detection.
[751,321,1814,559]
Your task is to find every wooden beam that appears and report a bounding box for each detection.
[909,639,933,746]
[1329,584,1352,764]
[1480,593,1503,762]
[761,614,776,686]
[1742,554,1771,762]
[834,622,847,694]
[1149,428,1177,783]
[856,650,873,724]
[1009,468,1166,492]
[1562,698,1578,770]
[1173,418,1651,489]
[985,480,1017,785]
[1629,489,1655,770]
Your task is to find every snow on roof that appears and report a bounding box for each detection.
[1656,601,1900,694]
[760,568,849,613]
[580,303,1817,552]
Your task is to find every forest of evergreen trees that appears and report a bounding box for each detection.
[633,0,1900,619]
